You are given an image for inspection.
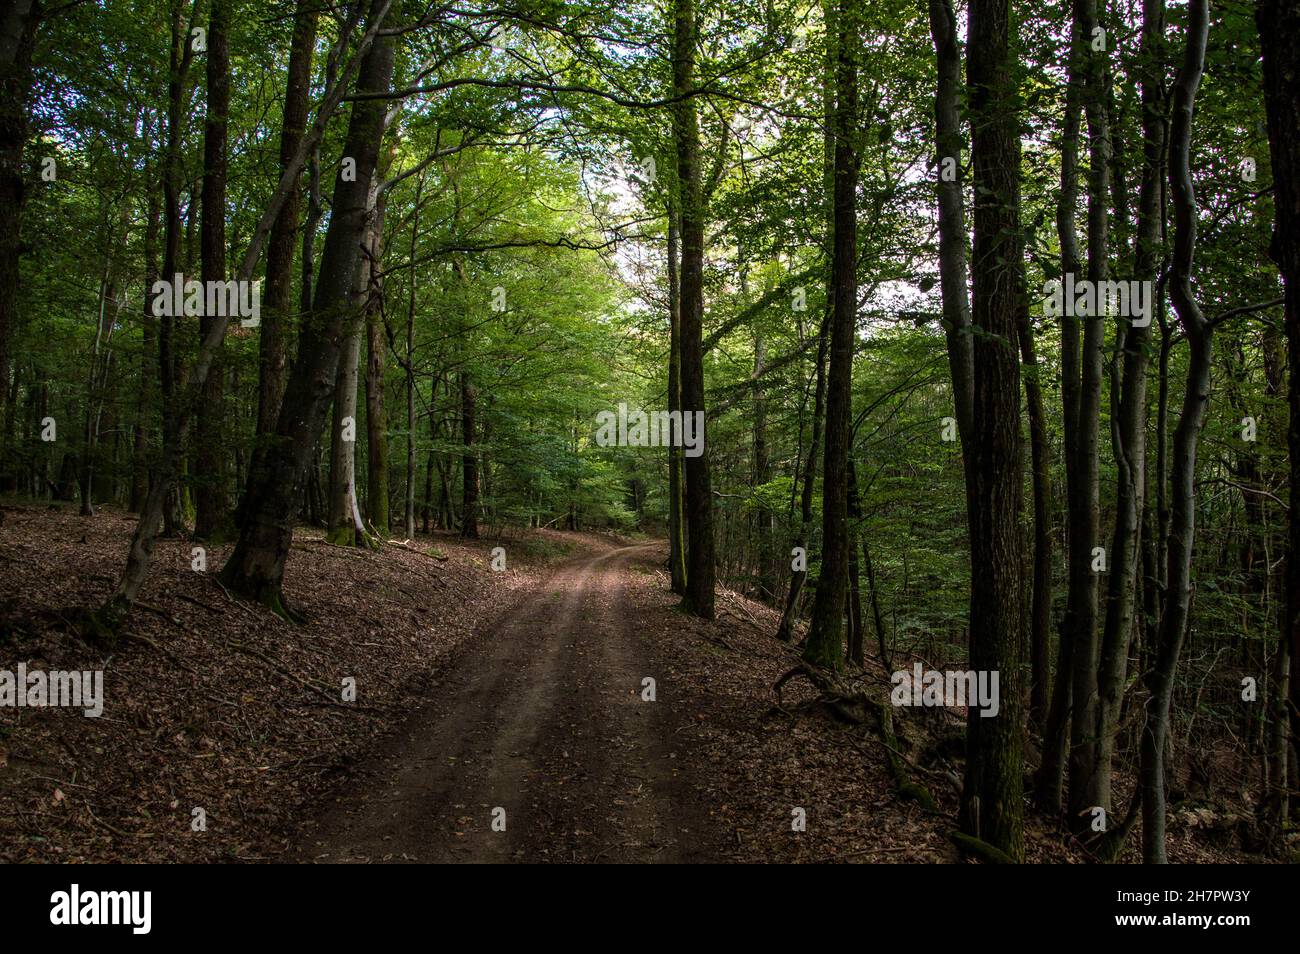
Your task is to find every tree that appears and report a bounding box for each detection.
[219,0,397,615]
[803,0,860,671]
[0,0,39,492]
[1255,0,1298,838]
[248,0,318,517]
[671,0,716,619]
[960,0,1027,861]
[1139,0,1209,863]
[195,0,230,540]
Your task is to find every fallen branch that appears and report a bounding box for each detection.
[389,539,449,561]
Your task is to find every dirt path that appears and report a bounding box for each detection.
[287,544,714,863]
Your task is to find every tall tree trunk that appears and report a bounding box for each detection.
[1140,0,1209,863]
[672,0,715,618]
[803,0,859,670]
[961,0,1027,861]
[1066,0,1111,826]
[776,316,828,641]
[1257,0,1300,837]
[219,0,396,615]
[926,0,975,444]
[365,193,389,534]
[752,329,775,600]
[1095,0,1167,830]
[329,184,383,547]
[846,455,865,667]
[195,0,230,540]
[667,202,687,595]
[328,324,366,544]
[157,0,195,541]
[1017,302,1052,729]
[130,186,161,512]
[460,369,479,539]
[249,0,318,514]
[80,263,118,516]
[403,174,422,540]
[1039,4,1086,814]
[0,0,38,489]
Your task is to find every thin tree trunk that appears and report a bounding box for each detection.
[753,328,775,601]
[1017,301,1052,729]
[130,185,161,512]
[365,192,389,533]
[1067,0,1111,826]
[402,175,423,539]
[1039,5,1086,814]
[667,202,687,595]
[1257,0,1300,837]
[0,0,39,489]
[1140,0,1209,863]
[195,0,230,539]
[846,455,865,667]
[804,0,859,670]
[1095,0,1167,831]
[776,316,828,642]
[460,369,479,539]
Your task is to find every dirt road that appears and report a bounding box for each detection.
[288,544,715,863]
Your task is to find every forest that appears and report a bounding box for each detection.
[0,0,1297,873]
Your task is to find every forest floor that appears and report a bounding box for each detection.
[0,502,1260,863]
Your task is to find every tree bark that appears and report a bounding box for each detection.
[460,369,479,539]
[961,0,1027,861]
[1017,301,1052,729]
[752,328,775,600]
[1066,0,1110,827]
[1257,0,1300,836]
[365,193,389,533]
[776,315,828,642]
[1039,4,1086,814]
[1140,0,1209,863]
[667,201,687,595]
[0,0,38,489]
[130,185,161,512]
[403,173,422,540]
[249,0,318,514]
[194,0,230,540]
[803,0,859,671]
[672,0,716,618]
[1094,0,1167,827]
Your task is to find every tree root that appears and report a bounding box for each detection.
[1089,787,1142,862]
[870,700,938,812]
[949,830,1017,864]
[775,661,938,812]
[69,599,129,650]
